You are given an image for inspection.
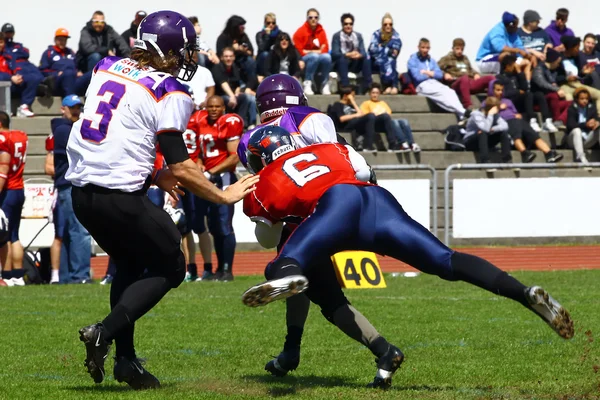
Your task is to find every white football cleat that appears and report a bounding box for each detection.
[526,286,574,339]
[242,275,308,307]
[10,277,25,286]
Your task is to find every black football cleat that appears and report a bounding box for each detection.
[79,323,112,383]
[367,345,404,389]
[264,348,300,377]
[114,356,160,390]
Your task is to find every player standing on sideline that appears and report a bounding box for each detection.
[44,129,62,284]
[195,96,243,281]
[66,11,258,389]
[0,111,27,287]
[241,126,574,389]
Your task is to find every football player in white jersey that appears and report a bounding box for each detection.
[66,10,258,389]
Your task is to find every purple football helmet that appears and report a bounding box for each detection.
[134,10,199,81]
[256,74,308,123]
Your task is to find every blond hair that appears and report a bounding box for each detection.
[130,48,181,74]
[381,12,393,25]
[264,12,276,22]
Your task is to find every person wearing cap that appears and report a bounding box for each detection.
[76,10,130,73]
[518,10,553,62]
[121,10,147,49]
[545,8,575,52]
[1,23,45,118]
[531,48,571,124]
[475,12,533,80]
[51,94,92,283]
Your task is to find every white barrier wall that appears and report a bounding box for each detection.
[453,177,600,238]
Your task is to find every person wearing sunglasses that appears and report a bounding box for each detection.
[267,33,303,79]
[331,13,372,94]
[76,10,130,74]
[293,8,333,95]
[256,13,280,80]
[368,13,402,94]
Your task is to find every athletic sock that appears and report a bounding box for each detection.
[2,270,12,280]
[332,305,381,348]
[283,326,303,351]
[187,263,197,277]
[51,269,59,282]
[11,269,24,279]
[203,263,213,273]
[368,336,391,359]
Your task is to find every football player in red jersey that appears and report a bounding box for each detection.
[241,125,573,389]
[0,111,28,286]
[44,131,62,284]
[195,96,243,281]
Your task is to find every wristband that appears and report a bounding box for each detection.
[0,173,7,180]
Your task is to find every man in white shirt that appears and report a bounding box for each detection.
[179,64,215,109]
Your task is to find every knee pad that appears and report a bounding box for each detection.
[265,257,302,280]
[166,250,186,288]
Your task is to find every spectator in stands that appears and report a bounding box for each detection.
[266,32,303,79]
[39,29,90,98]
[531,48,571,125]
[475,12,533,80]
[51,95,92,283]
[464,96,512,165]
[580,34,600,74]
[408,38,467,120]
[558,36,600,109]
[518,10,553,61]
[212,47,253,127]
[360,83,420,152]
[1,24,45,118]
[545,8,575,52]
[216,16,257,88]
[439,38,495,110]
[44,123,62,284]
[490,81,563,163]
[179,63,214,110]
[332,13,372,95]
[256,13,280,80]
[293,8,332,95]
[121,11,147,49]
[566,87,599,164]
[328,86,376,151]
[76,11,130,73]
[189,17,219,68]
[368,13,401,94]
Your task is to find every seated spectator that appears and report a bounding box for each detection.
[531,48,571,124]
[463,96,512,165]
[489,81,562,163]
[39,29,91,98]
[76,11,130,73]
[189,17,219,68]
[266,32,303,79]
[408,38,467,120]
[256,13,280,80]
[212,47,254,128]
[332,13,372,94]
[360,83,420,152]
[179,63,215,110]
[495,55,556,132]
[475,12,533,80]
[545,8,575,52]
[328,86,375,151]
[216,16,257,88]
[566,87,599,164]
[368,13,401,94]
[439,38,495,109]
[293,8,332,95]
[121,10,146,48]
[558,36,600,109]
[579,34,600,81]
[518,10,553,61]
[1,24,45,117]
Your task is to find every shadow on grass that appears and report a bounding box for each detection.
[243,373,360,394]
[67,382,175,393]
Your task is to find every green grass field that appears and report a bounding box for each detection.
[0,270,599,400]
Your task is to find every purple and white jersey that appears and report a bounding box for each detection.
[66,57,194,191]
[237,106,338,169]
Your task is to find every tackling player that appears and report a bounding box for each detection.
[241,125,574,389]
[66,11,258,389]
[0,111,27,287]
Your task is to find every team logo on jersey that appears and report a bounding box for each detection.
[0,135,5,142]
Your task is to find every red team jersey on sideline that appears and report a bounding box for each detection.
[45,134,54,152]
[183,110,206,162]
[197,113,243,171]
[243,143,370,225]
[0,130,28,190]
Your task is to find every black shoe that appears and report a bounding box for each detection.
[220,272,234,281]
[366,345,404,389]
[545,150,564,163]
[386,142,403,153]
[114,356,160,390]
[213,270,224,281]
[79,323,112,383]
[521,150,536,163]
[265,348,300,377]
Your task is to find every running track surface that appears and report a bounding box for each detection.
[90,246,600,278]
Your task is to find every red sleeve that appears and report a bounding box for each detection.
[243,191,277,227]
[45,135,54,152]
[293,27,306,54]
[220,114,243,140]
[0,134,9,153]
[319,29,329,53]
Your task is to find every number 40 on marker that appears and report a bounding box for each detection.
[331,251,387,289]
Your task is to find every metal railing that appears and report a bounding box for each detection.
[0,82,10,114]
[443,162,600,245]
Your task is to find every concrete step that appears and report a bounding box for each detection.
[12,117,56,135]
[27,136,47,156]
[29,97,66,116]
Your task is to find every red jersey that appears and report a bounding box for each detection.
[197,113,243,171]
[244,143,370,225]
[45,134,54,152]
[183,110,206,162]
[0,130,28,190]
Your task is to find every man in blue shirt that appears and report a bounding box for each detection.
[51,95,92,283]
[518,10,553,62]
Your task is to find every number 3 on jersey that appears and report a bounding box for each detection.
[80,81,127,143]
[283,153,331,187]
